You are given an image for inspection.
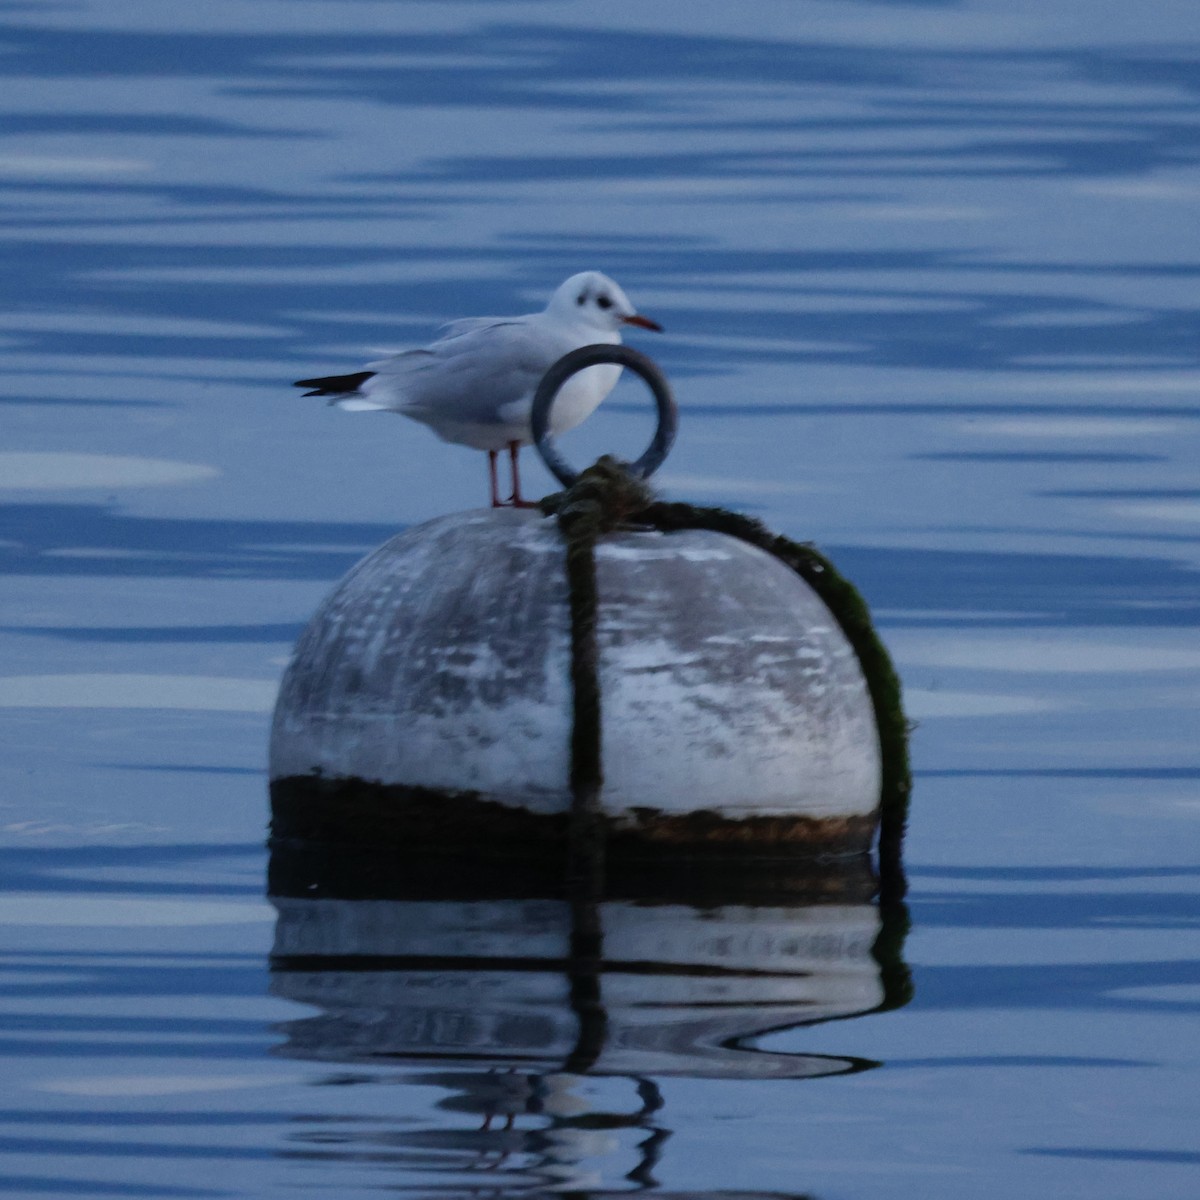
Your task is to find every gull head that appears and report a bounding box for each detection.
[547,270,662,334]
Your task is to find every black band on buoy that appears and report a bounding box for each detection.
[532,344,678,487]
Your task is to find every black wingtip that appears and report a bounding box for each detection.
[293,370,375,397]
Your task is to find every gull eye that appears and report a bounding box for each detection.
[577,293,587,305]
[596,295,613,310]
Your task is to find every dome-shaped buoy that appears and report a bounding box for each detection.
[269,347,906,862]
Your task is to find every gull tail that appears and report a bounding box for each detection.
[334,398,390,412]
[294,370,376,398]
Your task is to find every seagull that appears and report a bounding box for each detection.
[294,271,662,507]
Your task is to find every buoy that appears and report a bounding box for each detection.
[269,346,907,862]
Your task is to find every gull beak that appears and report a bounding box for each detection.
[622,313,663,332]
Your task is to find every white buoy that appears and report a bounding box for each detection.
[269,507,881,854]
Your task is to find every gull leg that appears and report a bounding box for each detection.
[488,449,502,508]
[507,440,537,508]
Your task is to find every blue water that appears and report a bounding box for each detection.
[2,1,1199,1196]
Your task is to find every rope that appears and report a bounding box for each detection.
[549,457,658,888]
[542,455,911,899]
[545,458,660,1070]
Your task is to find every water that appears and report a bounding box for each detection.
[2,0,1199,1195]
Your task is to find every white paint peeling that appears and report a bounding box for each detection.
[595,540,732,563]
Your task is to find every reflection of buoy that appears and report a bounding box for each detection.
[271,897,883,1078]
[268,854,900,1080]
[267,839,911,1187]
[269,346,908,861]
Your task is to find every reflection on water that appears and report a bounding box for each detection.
[267,847,908,1190]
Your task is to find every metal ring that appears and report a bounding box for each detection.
[531,344,678,488]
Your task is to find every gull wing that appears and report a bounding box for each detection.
[362,317,563,427]
[435,315,526,340]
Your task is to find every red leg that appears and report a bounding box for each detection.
[488,449,502,508]
[508,440,537,508]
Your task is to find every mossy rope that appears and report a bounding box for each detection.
[533,347,911,897]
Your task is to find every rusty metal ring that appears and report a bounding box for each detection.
[531,344,677,487]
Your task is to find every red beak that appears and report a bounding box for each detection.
[622,313,663,332]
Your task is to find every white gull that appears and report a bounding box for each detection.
[294,271,661,506]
